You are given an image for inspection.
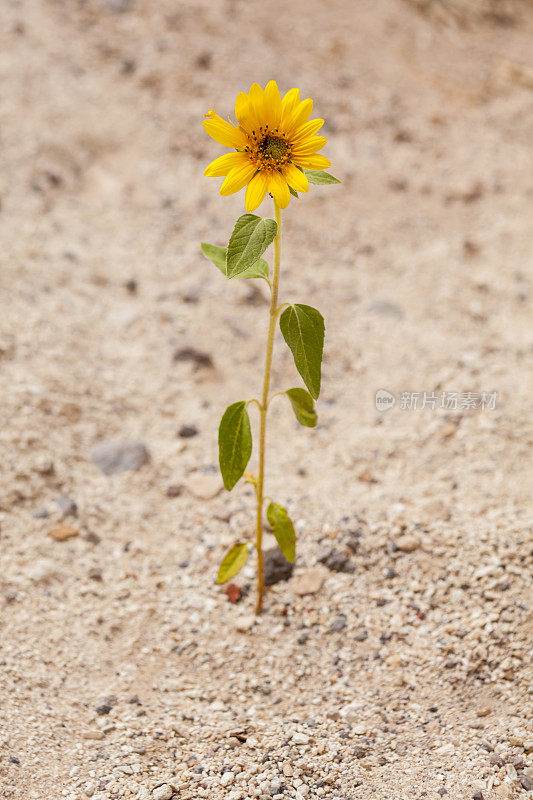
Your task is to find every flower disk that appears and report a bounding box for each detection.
[203,81,331,212]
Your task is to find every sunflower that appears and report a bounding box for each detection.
[203,81,331,212]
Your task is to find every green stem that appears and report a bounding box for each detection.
[254,199,282,615]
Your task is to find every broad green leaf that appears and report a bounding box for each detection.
[238,258,270,280]
[201,242,227,275]
[217,542,249,583]
[226,214,277,279]
[218,401,252,490]
[279,304,325,400]
[288,186,299,198]
[266,502,296,563]
[303,169,341,185]
[201,243,269,280]
[285,388,317,428]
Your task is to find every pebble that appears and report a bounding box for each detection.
[264,546,294,586]
[292,732,309,745]
[235,615,256,632]
[317,547,355,573]
[220,772,235,786]
[33,507,50,518]
[178,424,198,438]
[394,533,420,552]
[292,567,326,596]
[55,495,78,516]
[329,614,347,633]
[47,524,79,541]
[27,559,61,582]
[152,785,173,800]
[90,440,150,475]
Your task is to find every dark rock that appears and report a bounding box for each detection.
[96,702,112,716]
[128,695,140,704]
[297,634,309,645]
[520,776,533,792]
[91,440,149,475]
[33,508,50,519]
[178,425,198,438]
[490,754,504,768]
[473,793,484,800]
[318,547,355,574]
[88,568,102,581]
[353,746,366,758]
[8,756,20,764]
[263,547,293,586]
[354,629,368,642]
[56,495,77,516]
[329,614,347,633]
[172,346,213,369]
[166,484,184,498]
[84,531,101,545]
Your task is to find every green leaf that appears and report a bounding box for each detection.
[288,186,299,198]
[217,542,249,583]
[303,169,341,185]
[201,243,269,281]
[238,258,270,280]
[218,401,252,490]
[201,242,227,275]
[266,502,296,563]
[285,388,317,428]
[279,304,325,400]
[226,214,277,279]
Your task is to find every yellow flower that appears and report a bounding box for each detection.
[203,81,331,212]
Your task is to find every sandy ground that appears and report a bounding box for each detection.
[1,0,532,799]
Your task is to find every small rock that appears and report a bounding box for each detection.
[173,346,213,368]
[264,546,294,586]
[292,567,326,596]
[394,533,420,552]
[220,772,234,787]
[494,784,513,799]
[47,524,79,541]
[524,740,533,752]
[224,583,242,603]
[91,440,149,475]
[186,473,222,500]
[166,484,183,498]
[95,702,112,716]
[33,508,50,519]
[317,547,355,573]
[235,615,255,632]
[292,732,309,745]
[520,776,533,791]
[55,495,78,516]
[473,792,484,800]
[88,568,102,581]
[152,785,173,800]
[329,614,347,633]
[178,425,198,438]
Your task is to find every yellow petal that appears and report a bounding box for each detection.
[292,153,331,170]
[203,113,247,148]
[283,163,309,193]
[292,136,328,156]
[204,152,250,177]
[268,171,290,209]
[284,98,313,135]
[291,119,324,142]
[281,88,300,123]
[245,171,269,212]
[247,83,265,130]
[220,162,257,196]
[235,91,257,135]
[263,80,282,129]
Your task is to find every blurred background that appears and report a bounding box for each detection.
[1,1,532,799]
